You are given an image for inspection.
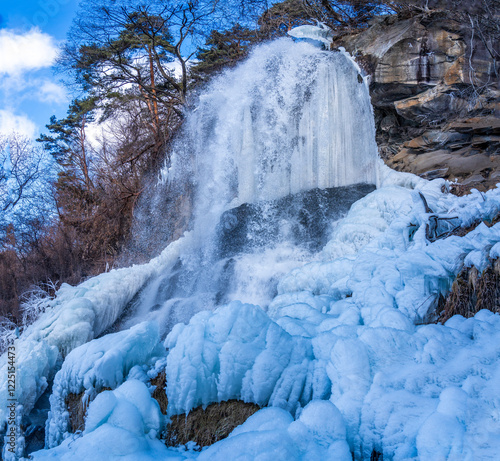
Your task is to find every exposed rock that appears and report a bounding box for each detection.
[461,174,486,185]
[164,400,260,448]
[216,183,376,258]
[65,392,87,433]
[342,12,494,88]
[65,387,112,433]
[420,167,449,180]
[446,116,500,134]
[388,141,500,191]
[379,113,398,131]
[393,84,469,123]
[338,11,499,194]
[151,370,168,415]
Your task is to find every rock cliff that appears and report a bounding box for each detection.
[338,11,499,192]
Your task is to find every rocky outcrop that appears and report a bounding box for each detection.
[388,116,500,187]
[338,11,499,193]
[342,14,467,87]
[216,184,375,258]
[165,400,260,448]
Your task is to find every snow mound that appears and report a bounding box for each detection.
[32,380,167,461]
[45,321,163,448]
[164,302,322,415]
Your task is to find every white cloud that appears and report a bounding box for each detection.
[0,110,37,138]
[0,28,58,76]
[38,80,67,104]
[0,74,68,106]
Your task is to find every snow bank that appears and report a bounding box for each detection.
[29,307,500,461]
[45,321,163,448]
[33,395,351,461]
[31,380,171,461]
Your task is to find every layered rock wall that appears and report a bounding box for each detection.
[338,12,499,192]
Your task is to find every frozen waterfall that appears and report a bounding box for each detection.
[168,39,378,229]
[120,39,379,334]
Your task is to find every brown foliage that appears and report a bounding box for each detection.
[0,250,20,321]
[438,262,500,323]
[165,400,260,448]
[151,370,168,415]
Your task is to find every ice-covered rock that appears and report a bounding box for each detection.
[45,322,163,448]
[31,380,167,461]
[288,23,334,49]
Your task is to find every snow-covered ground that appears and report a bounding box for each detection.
[2,165,500,460]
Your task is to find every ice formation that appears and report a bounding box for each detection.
[287,23,334,48]
[1,37,500,461]
[21,179,500,461]
[118,38,379,338]
[168,39,378,217]
[45,321,163,448]
[0,234,191,432]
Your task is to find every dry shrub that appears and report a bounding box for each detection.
[449,183,473,197]
[438,262,500,323]
[0,249,20,322]
[151,370,168,415]
[65,387,112,433]
[438,267,476,322]
[165,400,260,448]
[475,265,500,312]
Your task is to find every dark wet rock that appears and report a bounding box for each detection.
[216,183,376,258]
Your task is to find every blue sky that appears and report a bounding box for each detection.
[0,0,79,139]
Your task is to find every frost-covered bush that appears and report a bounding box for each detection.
[0,318,16,355]
[0,282,55,355]
[19,282,57,328]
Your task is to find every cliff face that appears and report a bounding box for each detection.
[339,12,499,192]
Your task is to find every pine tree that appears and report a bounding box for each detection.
[191,24,261,83]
